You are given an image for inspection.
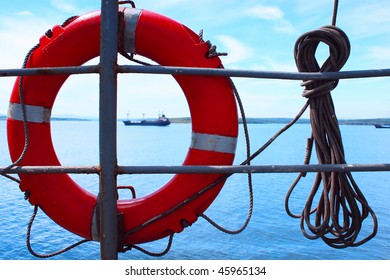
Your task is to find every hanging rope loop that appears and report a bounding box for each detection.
[26,206,90,258]
[287,23,378,248]
[294,25,350,98]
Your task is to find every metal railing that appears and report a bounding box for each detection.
[1,0,390,259]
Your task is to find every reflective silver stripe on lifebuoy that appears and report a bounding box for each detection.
[190,132,237,154]
[7,102,51,123]
[123,9,142,54]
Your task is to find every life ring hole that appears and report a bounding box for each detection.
[117,56,190,198]
[51,57,190,197]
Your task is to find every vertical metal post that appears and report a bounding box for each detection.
[99,0,119,260]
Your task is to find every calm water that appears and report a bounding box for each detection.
[0,120,389,260]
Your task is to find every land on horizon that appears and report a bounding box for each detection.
[1,114,389,126]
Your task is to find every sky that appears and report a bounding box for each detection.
[0,0,389,119]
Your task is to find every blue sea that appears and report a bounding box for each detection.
[0,120,389,260]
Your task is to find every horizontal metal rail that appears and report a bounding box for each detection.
[1,163,389,175]
[1,64,390,80]
[117,65,390,80]
[0,166,100,174]
[0,65,99,76]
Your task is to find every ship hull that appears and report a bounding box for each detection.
[123,120,170,126]
[374,124,390,129]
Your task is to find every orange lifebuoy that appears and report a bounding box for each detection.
[7,8,238,246]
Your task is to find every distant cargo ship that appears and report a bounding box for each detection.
[123,113,171,126]
[374,124,390,129]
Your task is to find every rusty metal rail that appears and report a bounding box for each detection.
[1,164,390,175]
[0,0,389,259]
[1,64,390,80]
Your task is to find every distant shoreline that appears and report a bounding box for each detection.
[170,117,390,126]
[1,115,389,126]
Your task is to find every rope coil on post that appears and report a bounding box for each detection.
[285,24,378,248]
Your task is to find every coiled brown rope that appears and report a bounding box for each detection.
[285,25,378,248]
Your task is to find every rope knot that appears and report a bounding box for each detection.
[294,25,350,98]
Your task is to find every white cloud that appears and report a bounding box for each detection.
[216,35,255,65]
[294,0,330,15]
[116,71,189,119]
[247,5,284,20]
[368,46,390,61]
[274,19,296,34]
[15,11,33,16]
[0,15,52,67]
[252,56,297,72]
[0,14,55,114]
[245,5,295,34]
[339,1,390,39]
[232,78,305,118]
[50,0,77,13]
[362,46,390,68]
[151,0,185,9]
